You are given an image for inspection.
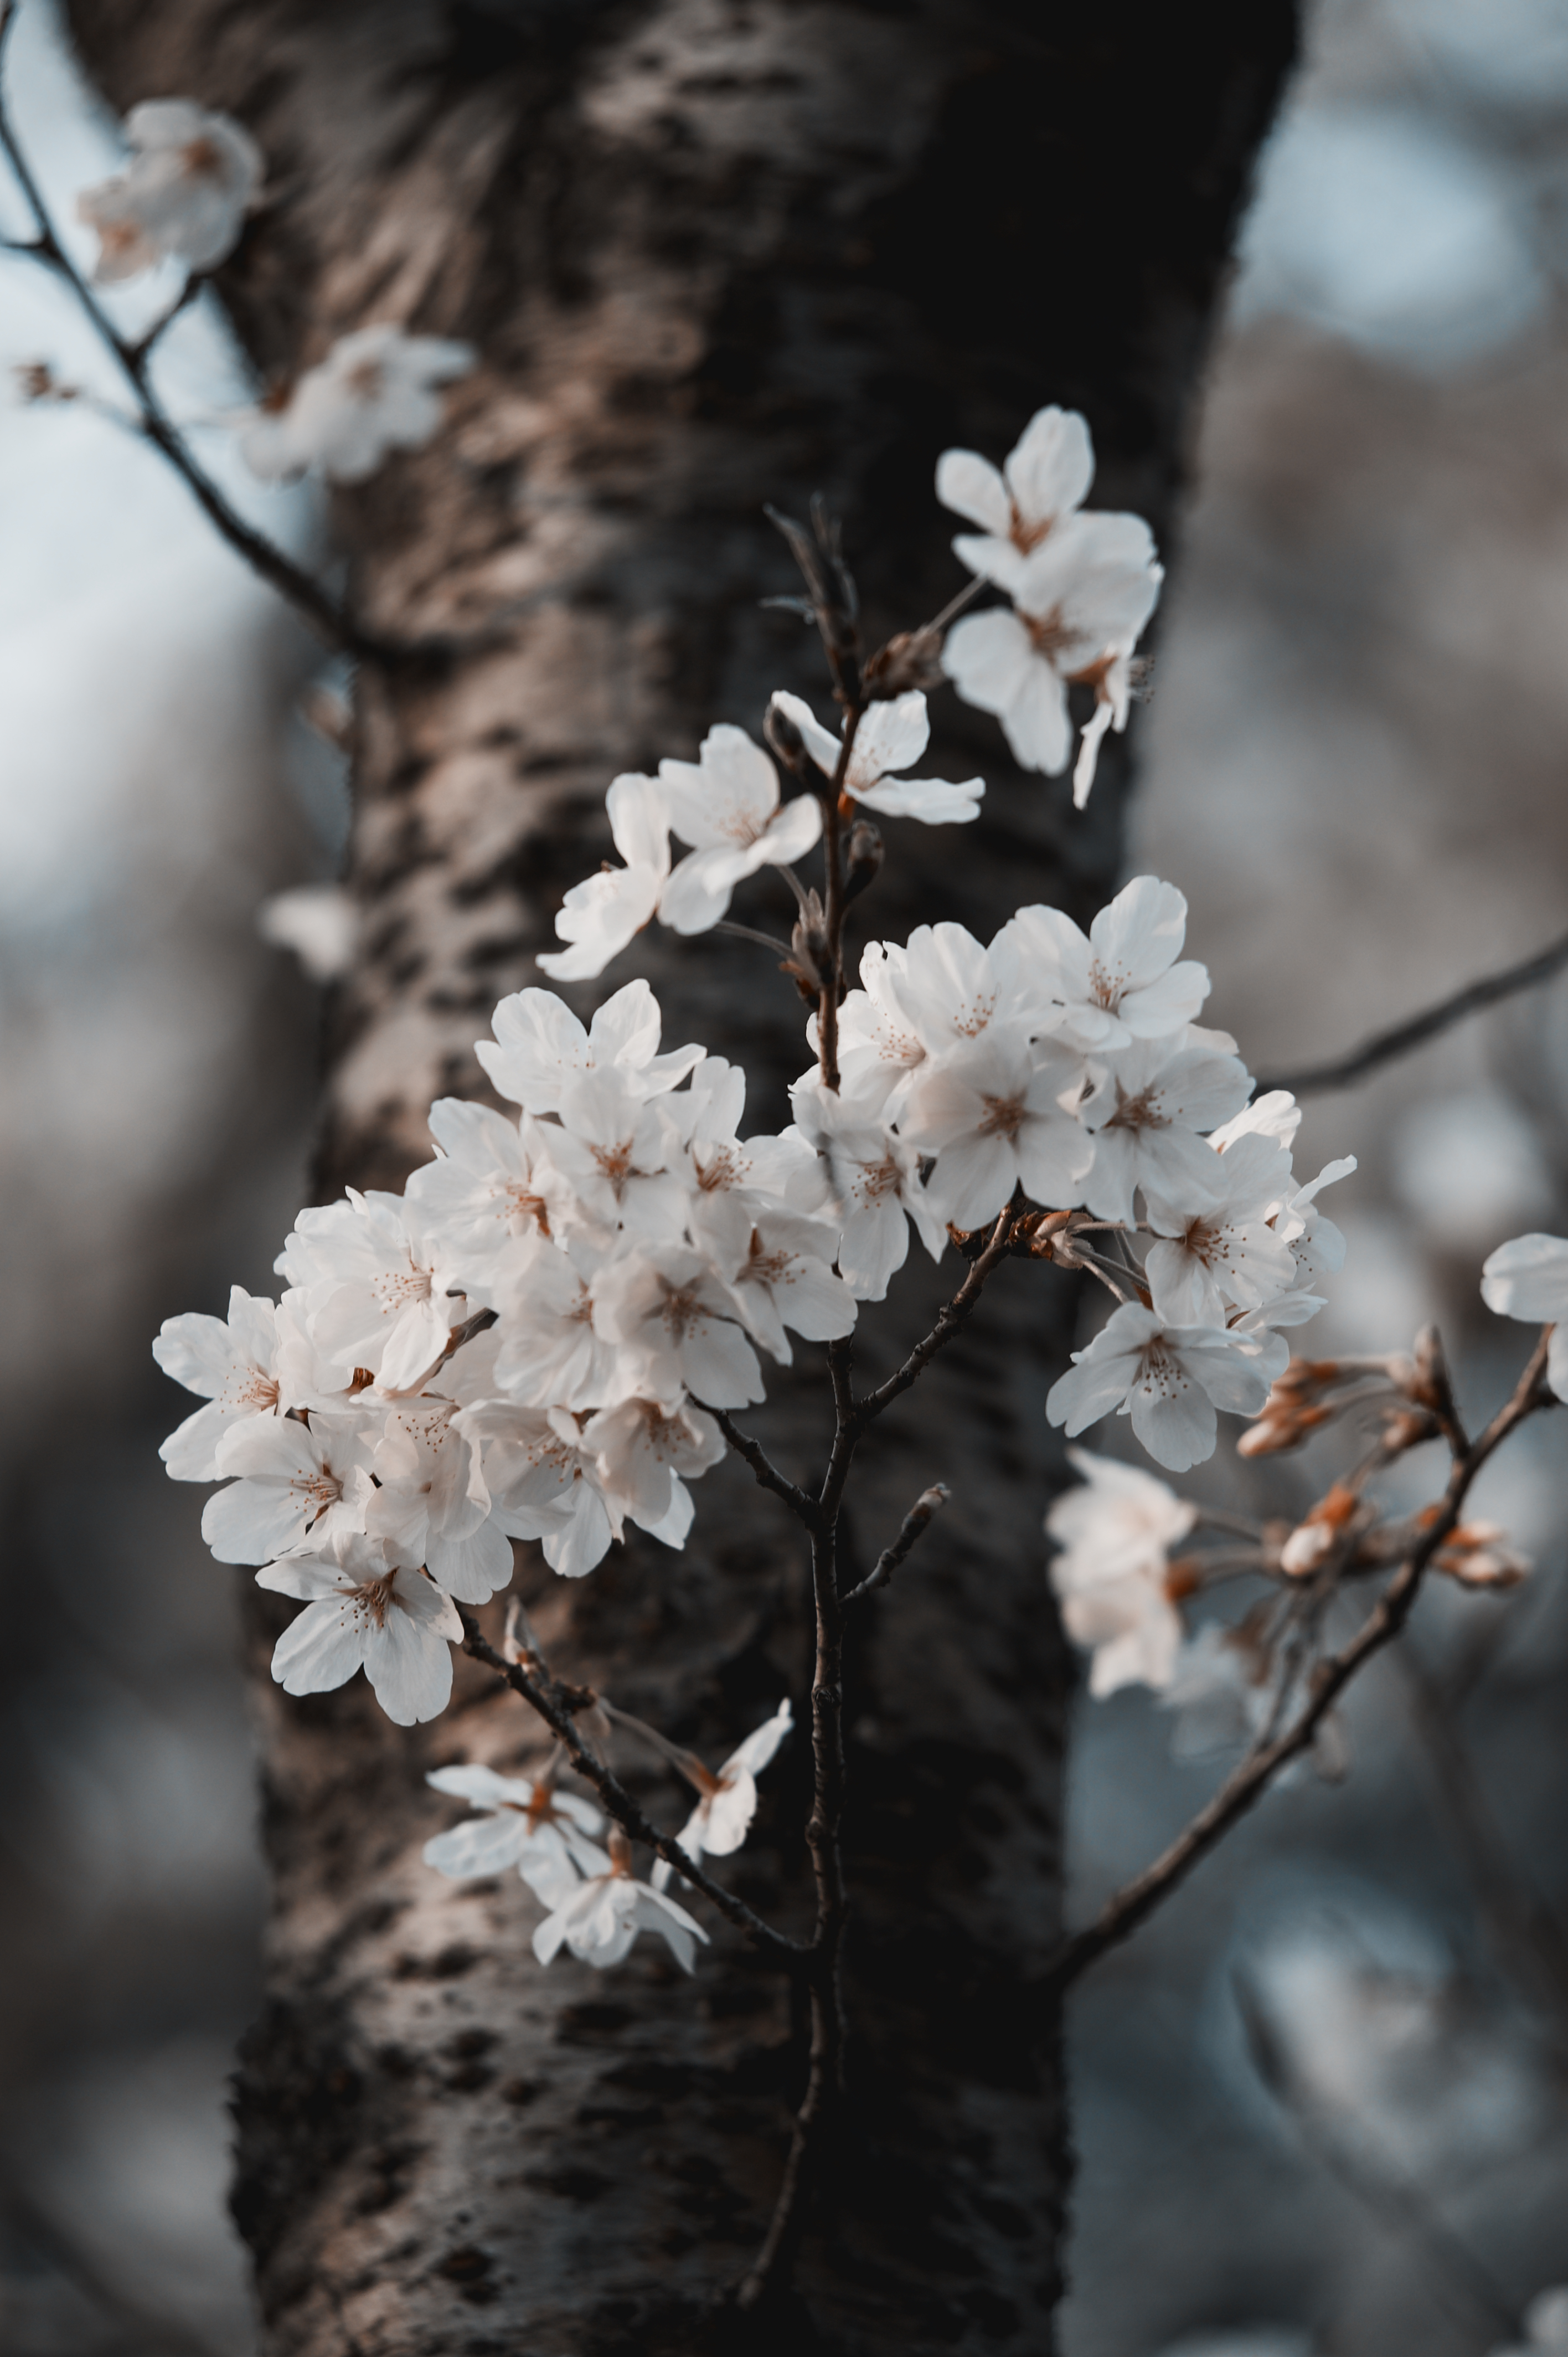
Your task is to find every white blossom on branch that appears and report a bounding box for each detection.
[78,99,262,281]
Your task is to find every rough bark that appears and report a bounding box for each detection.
[66,4,1298,2350]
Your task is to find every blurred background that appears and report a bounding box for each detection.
[2,0,1566,2349]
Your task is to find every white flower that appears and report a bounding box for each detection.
[257,1531,461,1726]
[591,1243,762,1409]
[1276,1157,1358,1292]
[524,1838,708,1974]
[943,511,1162,797]
[937,405,1095,581]
[584,1394,726,1547]
[826,941,930,1116]
[78,100,262,281]
[1079,1035,1253,1227]
[548,1067,692,1241]
[771,688,983,825]
[1210,1088,1303,1154]
[1162,1622,1276,1759]
[1046,1448,1196,1696]
[655,725,823,932]
[202,1411,375,1565]
[477,977,701,1117]
[456,1401,621,1578]
[241,324,474,485]
[1046,1304,1276,1473]
[278,1190,465,1392]
[1481,1233,1568,1400]
[363,1400,513,1604]
[405,1100,559,1292]
[903,1031,1092,1230]
[651,1699,793,1890]
[680,1056,830,1263]
[1491,2287,1568,2355]
[1143,1131,1300,1326]
[257,883,358,983]
[535,774,672,983]
[790,1074,947,1302]
[891,918,1046,1059]
[999,877,1209,1052]
[423,1764,603,1881]
[487,1235,624,1409]
[718,1208,858,1363]
[154,1286,282,1480]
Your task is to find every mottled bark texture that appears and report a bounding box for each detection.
[67,4,1296,2349]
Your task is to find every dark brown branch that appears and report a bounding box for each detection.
[458,1614,804,1966]
[1257,922,1568,1097]
[710,1409,822,1528]
[842,1480,950,1604]
[1041,1331,1556,1996]
[850,1207,1015,1432]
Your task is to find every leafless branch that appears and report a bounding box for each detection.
[458,1613,804,1965]
[842,1480,950,1604]
[710,1409,822,1528]
[1257,921,1568,1097]
[850,1207,1016,1432]
[1040,1331,1556,1996]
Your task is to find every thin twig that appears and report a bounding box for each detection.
[1257,923,1568,1097]
[716,918,797,956]
[458,1614,804,1965]
[852,1207,1015,1432]
[709,1409,822,1527]
[842,1481,950,1604]
[1040,1331,1556,1996]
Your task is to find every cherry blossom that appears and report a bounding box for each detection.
[791,1074,947,1301]
[203,1411,375,1565]
[456,1401,622,1578]
[1046,1448,1197,1696]
[1210,1088,1303,1154]
[583,1395,726,1547]
[718,1208,858,1364]
[826,941,930,1116]
[257,1532,462,1725]
[364,1401,513,1604]
[405,1099,559,1290]
[524,1834,708,1974]
[1276,1157,1358,1292]
[154,1286,282,1480]
[1046,1304,1277,1473]
[486,1236,624,1409]
[477,977,701,1118]
[651,1698,793,1890]
[1000,877,1209,1052]
[591,1244,763,1408]
[902,1031,1093,1230]
[535,775,672,984]
[891,918,1049,1058]
[78,100,262,282]
[241,324,475,485]
[423,1764,604,1882]
[1481,1233,1568,1400]
[278,1190,465,1392]
[1161,1622,1278,1759]
[545,1067,691,1241]
[679,1058,829,1263]
[937,405,1095,584]
[943,511,1162,797]
[771,688,984,825]
[656,725,823,932]
[1079,1035,1253,1227]
[1143,1130,1299,1326]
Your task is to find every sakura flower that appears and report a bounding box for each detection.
[826,941,930,1116]
[680,1057,831,1263]
[770,688,984,825]
[1210,1088,1303,1154]
[548,1067,692,1241]
[1481,1233,1568,1401]
[584,1394,726,1548]
[154,1286,282,1480]
[241,324,475,485]
[891,919,1045,1059]
[718,1208,858,1364]
[651,1698,793,1890]
[591,1243,763,1409]
[487,1235,624,1409]
[278,1190,465,1392]
[423,1764,603,1882]
[1143,1131,1299,1326]
[257,1531,461,1726]
[1162,1621,1278,1760]
[364,1401,513,1604]
[1046,1448,1197,1696]
[535,775,671,984]
[1276,1157,1358,1292]
[202,1411,375,1565]
[937,405,1095,583]
[902,1031,1092,1230]
[790,1074,948,1301]
[943,511,1162,798]
[1000,877,1209,1053]
[524,1833,708,1974]
[1046,1304,1276,1473]
[655,725,822,933]
[405,1099,559,1291]
[456,1401,621,1578]
[1079,1035,1253,1227]
[77,100,262,282]
[477,976,702,1117]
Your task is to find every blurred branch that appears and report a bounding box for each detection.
[1257,920,1568,1097]
[1041,1332,1556,1997]
[1232,1968,1524,2341]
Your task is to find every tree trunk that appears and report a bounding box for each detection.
[66,4,1297,2349]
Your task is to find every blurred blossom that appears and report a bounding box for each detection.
[1390,1088,1554,1253]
